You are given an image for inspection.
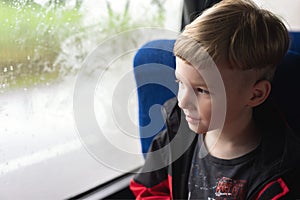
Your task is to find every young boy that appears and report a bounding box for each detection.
[130,0,300,199]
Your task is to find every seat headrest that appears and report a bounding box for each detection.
[289,32,300,53]
[271,50,300,133]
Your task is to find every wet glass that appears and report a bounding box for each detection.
[0,0,182,199]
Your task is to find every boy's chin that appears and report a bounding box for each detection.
[187,123,207,134]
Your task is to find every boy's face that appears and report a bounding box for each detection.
[175,57,212,133]
[175,57,254,134]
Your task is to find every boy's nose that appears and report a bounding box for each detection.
[177,88,195,110]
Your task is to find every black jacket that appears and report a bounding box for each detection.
[130,97,300,199]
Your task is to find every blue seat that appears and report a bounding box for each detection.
[133,40,177,155]
[133,33,300,155]
[290,32,300,53]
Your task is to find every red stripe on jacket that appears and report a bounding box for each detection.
[255,178,289,200]
[130,175,173,200]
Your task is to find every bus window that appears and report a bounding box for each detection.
[0,0,182,199]
[253,0,300,31]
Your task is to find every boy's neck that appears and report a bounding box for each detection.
[204,119,261,160]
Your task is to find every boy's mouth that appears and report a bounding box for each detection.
[185,114,200,124]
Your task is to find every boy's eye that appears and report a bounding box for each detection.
[196,87,210,95]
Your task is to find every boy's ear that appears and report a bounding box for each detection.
[247,80,271,107]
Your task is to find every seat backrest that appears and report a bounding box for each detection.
[133,33,300,155]
[133,39,177,155]
[290,31,300,53]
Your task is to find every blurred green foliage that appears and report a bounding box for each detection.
[0,0,166,91]
[0,0,82,90]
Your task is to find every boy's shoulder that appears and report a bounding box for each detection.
[151,97,197,151]
[148,97,180,150]
[162,97,179,119]
[161,97,181,137]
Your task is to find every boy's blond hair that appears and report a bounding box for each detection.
[174,0,289,81]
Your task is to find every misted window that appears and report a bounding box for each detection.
[0,0,181,198]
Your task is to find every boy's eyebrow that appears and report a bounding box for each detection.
[174,71,181,80]
[175,71,208,88]
[194,82,208,88]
